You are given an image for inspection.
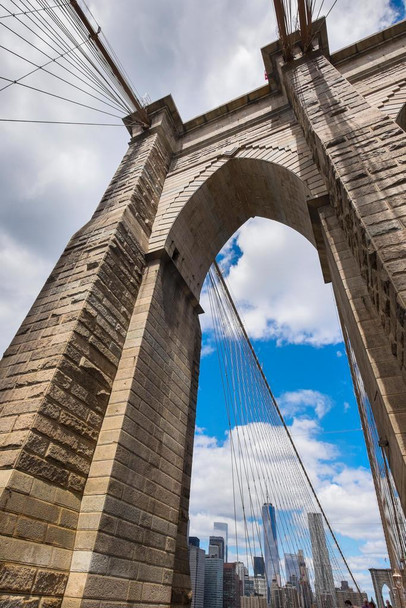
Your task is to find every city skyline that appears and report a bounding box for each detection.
[189,503,374,605]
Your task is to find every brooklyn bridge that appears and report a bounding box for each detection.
[0,1,406,607]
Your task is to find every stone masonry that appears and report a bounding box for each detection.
[0,16,406,608]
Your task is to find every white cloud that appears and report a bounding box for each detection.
[317,467,383,541]
[190,422,382,542]
[201,342,215,357]
[0,231,53,356]
[322,0,401,52]
[189,420,387,591]
[1,0,402,355]
[278,389,333,419]
[201,218,342,346]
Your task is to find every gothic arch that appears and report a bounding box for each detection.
[160,157,318,300]
[370,569,397,608]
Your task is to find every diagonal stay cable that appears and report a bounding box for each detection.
[210,269,317,586]
[0,2,68,17]
[0,13,108,99]
[59,2,139,115]
[211,268,318,583]
[0,76,123,117]
[209,270,303,583]
[0,117,124,125]
[22,0,130,108]
[310,0,339,46]
[212,260,361,593]
[47,1,132,111]
[0,42,126,111]
[54,2,128,103]
[1,2,129,109]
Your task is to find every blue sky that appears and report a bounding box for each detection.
[391,0,406,19]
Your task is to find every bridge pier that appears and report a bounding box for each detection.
[282,52,406,514]
[62,255,200,608]
[0,111,178,606]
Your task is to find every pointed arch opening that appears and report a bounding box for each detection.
[164,157,321,301]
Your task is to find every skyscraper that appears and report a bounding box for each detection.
[298,549,313,608]
[224,563,241,608]
[235,562,246,596]
[254,557,265,578]
[214,522,229,562]
[204,554,223,608]
[252,575,267,598]
[262,503,281,595]
[189,538,205,608]
[285,553,300,588]
[285,582,300,608]
[209,536,225,560]
[308,513,337,608]
[270,579,285,608]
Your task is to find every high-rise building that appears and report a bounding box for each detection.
[253,557,265,577]
[298,550,313,608]
[224,563,241,608]
[214,522,229,562]
[241,598,268,608]
[271,579,285,608]
[235,562,246,596]
[189,538,205,608]
[245,578,255,597]
[285,553,300,588]
[308,513,337,608]
[210,536,225,561]
[262,503,281,595]
[252,576,267,598]
[204,555,223,608]
[285,582,300,608]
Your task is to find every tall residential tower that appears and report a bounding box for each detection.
[308,513,337,608]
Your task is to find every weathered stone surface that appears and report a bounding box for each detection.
[0,597,40,608]
[32,571,68,596]
[320,206,406,519]
[283,53,406,381]
[40,600,62,608]
[0,564,36,593]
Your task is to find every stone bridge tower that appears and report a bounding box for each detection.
[1,17,406,608]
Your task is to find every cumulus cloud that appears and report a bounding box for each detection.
[322,0,402,51]
[279,389,333,419]
[317,467,383,541]
[189,421,387,594]
[190,421,381,540]
[201,218,342,347]
[0,231,53,356]
[1,0,402,354]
